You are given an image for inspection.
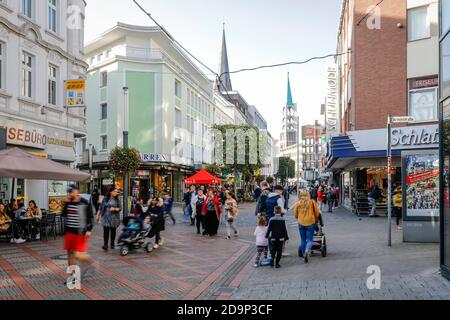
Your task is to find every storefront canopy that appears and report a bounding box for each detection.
[184,169,221,185]
[0,148,91,182]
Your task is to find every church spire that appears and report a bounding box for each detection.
[218,25,232,92]
[287,73,294,108]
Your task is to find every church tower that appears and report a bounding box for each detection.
[281,73,298,149]
[217,25,232,92]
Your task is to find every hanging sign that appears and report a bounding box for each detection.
[65,80,86,107]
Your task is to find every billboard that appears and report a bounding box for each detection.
[65,79,86,107]
[404,153,439,218]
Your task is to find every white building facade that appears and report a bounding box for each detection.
[0,0,87,208]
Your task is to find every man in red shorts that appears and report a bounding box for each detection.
[62,185,94,287]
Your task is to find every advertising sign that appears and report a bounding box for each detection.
[326,65,340,138]
[65,79,86,107]
[404,153,439,218]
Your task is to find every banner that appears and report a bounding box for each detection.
[65,79,86,107]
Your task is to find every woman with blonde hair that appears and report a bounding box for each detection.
[294,190,320,263]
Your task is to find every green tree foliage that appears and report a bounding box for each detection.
[276,157,296,184]
[110,147,141,176]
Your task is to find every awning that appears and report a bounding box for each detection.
[184,169,221,185]
[0,147,91,182]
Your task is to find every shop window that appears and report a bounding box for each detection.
[409,87,438,121]
[442,35,450,100]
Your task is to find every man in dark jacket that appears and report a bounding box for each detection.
[254,181,271,217]
[368,184,382,217]
[62,185,94,287]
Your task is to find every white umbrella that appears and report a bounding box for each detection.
[0,147,90,182]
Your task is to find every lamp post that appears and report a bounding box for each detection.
[296,115,301,198]
[387,115,393,247]
[123,87,129,217]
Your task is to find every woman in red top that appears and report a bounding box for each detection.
[317,186,326,212]
[202,189,221,237]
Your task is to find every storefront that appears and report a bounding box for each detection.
[439,0,450,280]
[80,152,194,203]
[0,118,77,212]
[328,124,439,242]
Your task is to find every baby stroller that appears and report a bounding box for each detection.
[118,216,153,256]
[311,224,327,258]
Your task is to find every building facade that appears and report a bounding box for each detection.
[83,23,214,202]
[439,0,450,280]
[0,0,87,209]
[329,0,440,242]
[302,123,326,182]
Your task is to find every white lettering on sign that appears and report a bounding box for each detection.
[326,66,340,137]
[391,127,439,148]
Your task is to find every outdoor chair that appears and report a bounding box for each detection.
[39,212,57,241]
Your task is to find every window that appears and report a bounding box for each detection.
[22,0,32,18]
[105,49,111,59]
[48,65,57,105]
[100,135,107,150]
[100,71,107,87]
[175,79,182,98]
[0,42,3,89]
[97,53,103,62]
[21,52,33,98]
[409,87,438,121]
[442,36,450,99]
[175,108,182,128]
[442,0,450,35]
[100,103,107,120]
[408,6,430,41]
[48,0,57,33]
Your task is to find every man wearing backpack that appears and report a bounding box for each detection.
[309,182,319,203]
[255,181,271,217]
[265,185,286,224]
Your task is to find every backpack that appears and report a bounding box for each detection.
[266,195,280,218]
[310,188,318,200]
[258,191,270,214]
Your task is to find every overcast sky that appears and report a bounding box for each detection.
[85,0,343,139]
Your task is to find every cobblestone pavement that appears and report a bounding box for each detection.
[232,199,450,300]
[1,199,449,300]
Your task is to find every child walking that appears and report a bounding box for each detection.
[254,215,269,268]
[265,206,289,269]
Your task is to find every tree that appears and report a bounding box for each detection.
[204,164,222,178]
[276,157,295,185]
[211,124,265,183]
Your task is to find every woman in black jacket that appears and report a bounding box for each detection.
[146,197,165,249]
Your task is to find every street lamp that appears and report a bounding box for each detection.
[123,87,129,217]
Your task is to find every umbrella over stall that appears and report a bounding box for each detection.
[184,169,222,185]
[0,147,91,182]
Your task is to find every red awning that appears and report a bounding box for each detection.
[184,169,222,185]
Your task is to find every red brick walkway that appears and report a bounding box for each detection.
[0,215,255,300]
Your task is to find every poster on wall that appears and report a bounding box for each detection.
[404,153,439,218]
[65,80,86,107]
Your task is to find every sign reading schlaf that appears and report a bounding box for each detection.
[391,125,439,149]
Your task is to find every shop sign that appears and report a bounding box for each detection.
[391,126,439,148]
[136,170,150,177]
[65,80,86,107]
[140,153,168,162]
[102,178,114,186]
[409,76,438,90]
[326,65,340,138]
[2,124,47,150]
[47,137,75,148]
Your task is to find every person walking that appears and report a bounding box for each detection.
[62,185,94,286]
[97,187,121,251]
[91,187,100,213]
[265,206,289,268]
[193,189,207,235]
[253,184,262,202]
[183,185,196,225]
[368,184,382,217]
[294,190,320,263]
[309,183,319,203]
[253,215,269,268]
[147,197,165,249]
[393,186,403,230]
[224,192,239,239]
[254,181,271,217]
[163,194,176,225]
[318,185,326,212]
[265,185,286,224]
[202,189,221,237]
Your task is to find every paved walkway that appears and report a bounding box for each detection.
[1,199,449,300]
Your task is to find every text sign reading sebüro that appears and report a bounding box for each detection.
[65,80,86,107]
